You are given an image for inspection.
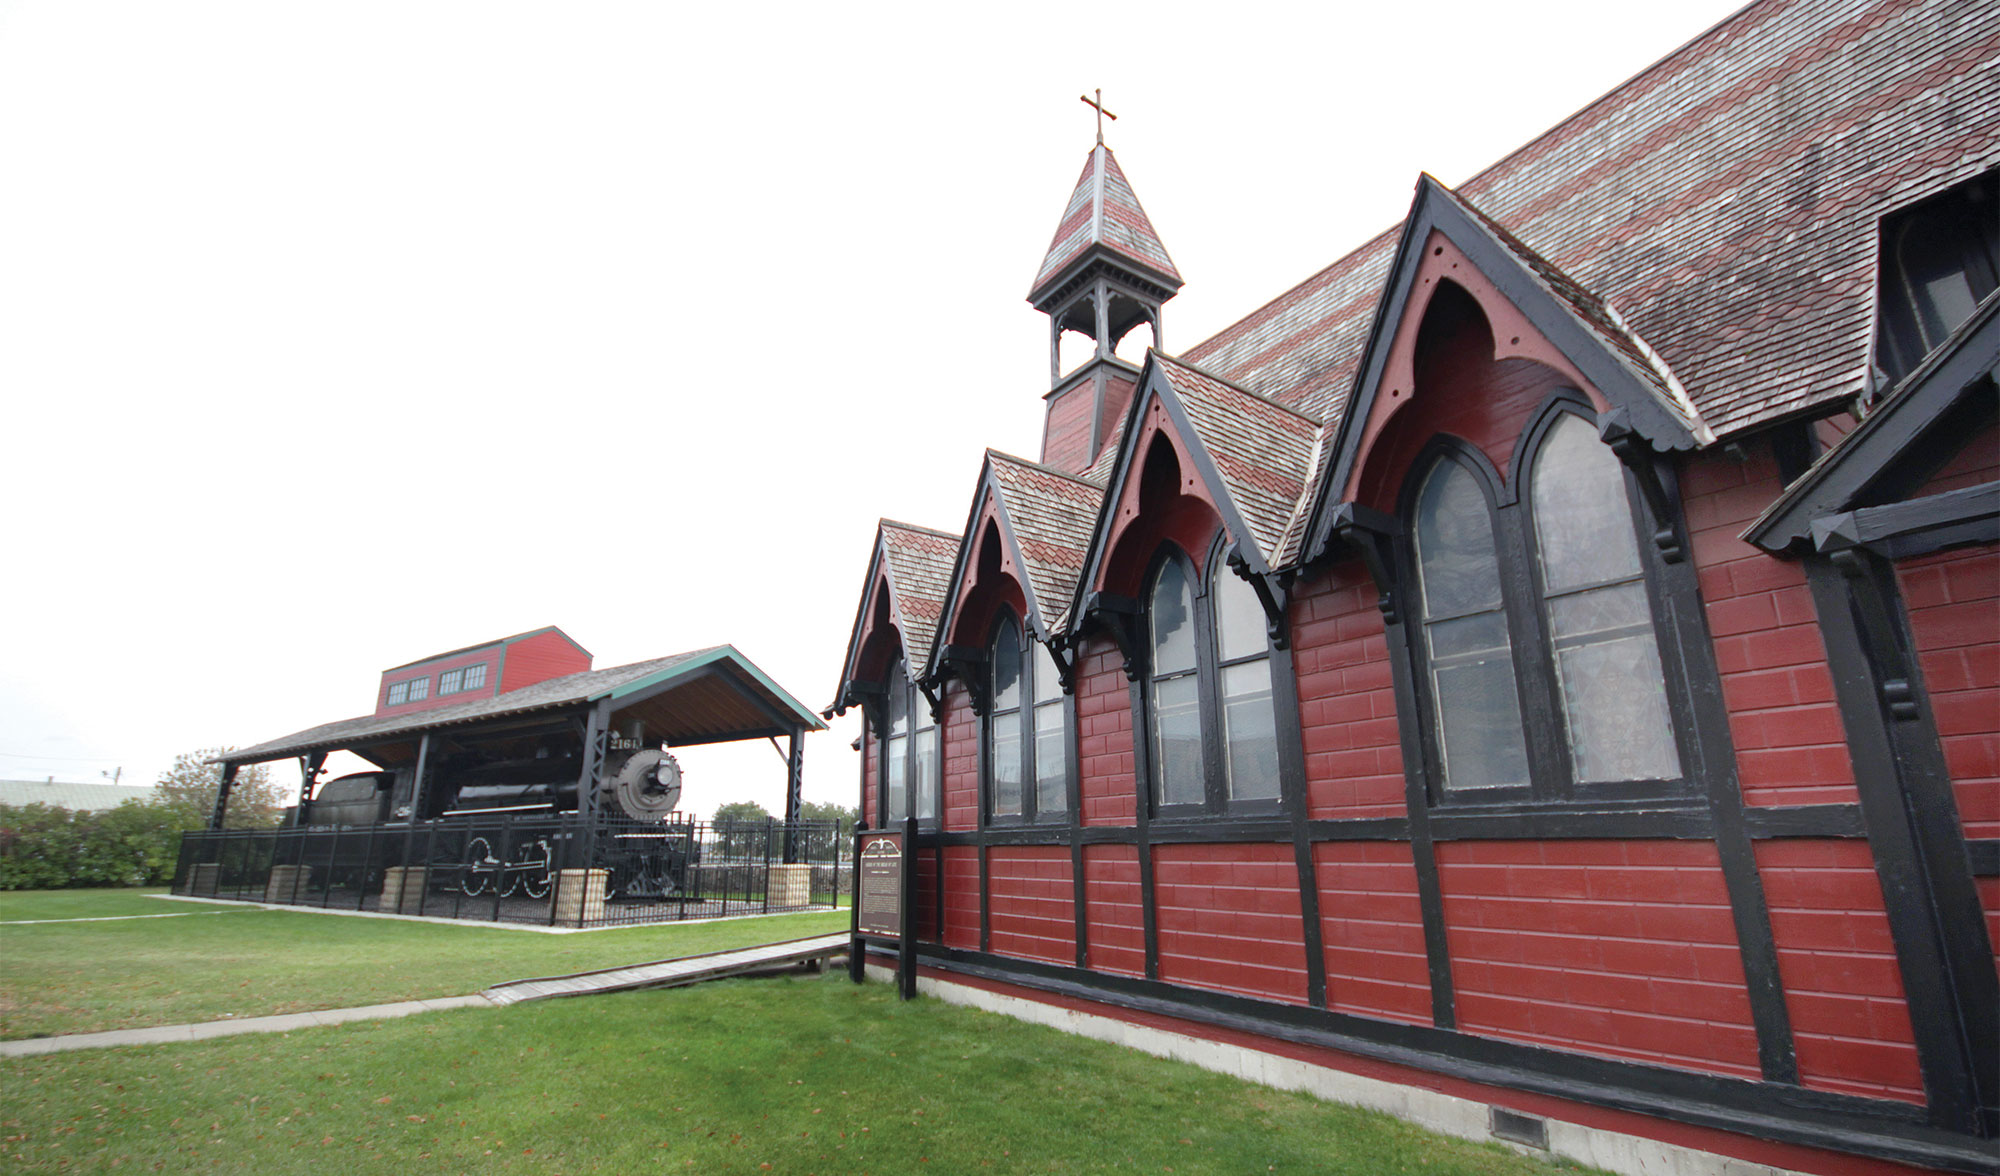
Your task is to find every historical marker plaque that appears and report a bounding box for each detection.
[856,833,904,938]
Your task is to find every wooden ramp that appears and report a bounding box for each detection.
[482,933,849,1006]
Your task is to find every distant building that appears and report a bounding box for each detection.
[0,779,157,812]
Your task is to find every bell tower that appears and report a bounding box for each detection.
[1028,97,1182,477]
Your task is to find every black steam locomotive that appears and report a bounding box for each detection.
[293,749,691,901]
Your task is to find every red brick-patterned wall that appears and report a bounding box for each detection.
[940,846,980,952]
[1289,560,1405,819]
[941,685,979,832]
[1897,542,2000,844]
[1897,540,2000,968]
[987,847,1074,965]
[1082,843,1145,978]
[1314,842,1430,1024]
[1683,448,1856,806]
[1438,841,1762,1080]
[1152,843,1308,1005]
[1074,637,1137,827]
[1755,839,1924,1103]
[912,842,942,944]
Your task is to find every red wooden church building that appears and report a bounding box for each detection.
[830,2,1998,1172]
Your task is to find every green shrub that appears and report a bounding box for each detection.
[0,800,182,890]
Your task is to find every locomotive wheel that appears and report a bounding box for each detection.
[520,838,553,899]
[462,836,496,897]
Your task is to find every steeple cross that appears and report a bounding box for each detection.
[1080,88,1117,146]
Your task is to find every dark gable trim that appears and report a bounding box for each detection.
[832,534,894,715]
[898,947,1997,1176]
[1813,481,2000,560]
[1153,364,1292,576]
[1302,175,1703,570]
[1746,296,1999,553]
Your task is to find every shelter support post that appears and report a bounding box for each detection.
[782,725,805,864]
[575,701,611,871]
[295,751,327,825]
[209,763,239,831]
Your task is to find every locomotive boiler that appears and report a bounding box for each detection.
[300,748,683,827]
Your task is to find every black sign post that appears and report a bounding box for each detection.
[851,817,917,999]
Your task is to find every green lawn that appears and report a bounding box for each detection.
[0,889,848,1040]
[0,970,1599,1175]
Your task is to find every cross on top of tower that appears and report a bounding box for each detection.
[1080,89,1116,146]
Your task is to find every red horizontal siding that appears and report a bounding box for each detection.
[1896,543,2000,846]
[1314,841,1430,1024]
[1153,843,1308,1005]
[1290,560,1405,819]
[987,847,1074,965]
[940,846,980,952]
[1081,843,1146,978]
[1438,840,1762,1081]
[1756,839,1924,1104]
[499,630,590,694]
[1041,382,1095,477]
[1682,447,1857,806]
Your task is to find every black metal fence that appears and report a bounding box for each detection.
[171,816,847,928]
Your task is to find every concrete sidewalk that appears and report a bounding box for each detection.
[0,994,493,1058]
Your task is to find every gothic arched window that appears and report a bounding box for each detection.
[1141,542,1287,813]
[1401,401,1692,805]
[876,656,938,827]
[986,612,1071,823]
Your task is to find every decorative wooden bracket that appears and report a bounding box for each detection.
[915,677,946,723]
[1830,548,1923,722]
[844,681,888,739]
[935,645,992,715]
[1042,634,1076,695]
[1325,502,1405,625]
[1226,548,1291,649]
[1081,590,1146,681]
[1599,409,1686,564]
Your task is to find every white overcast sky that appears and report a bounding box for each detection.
[0,0,1749,818]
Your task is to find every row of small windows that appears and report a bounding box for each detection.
[386,662,488,707]
[870,396,1692,826]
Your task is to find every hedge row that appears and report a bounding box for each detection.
[0,802,185,890]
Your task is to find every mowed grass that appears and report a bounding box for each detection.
[0,971,1601,1176]
[0,889,848,1040]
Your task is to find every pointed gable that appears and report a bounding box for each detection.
[1069,350,1321,614]
[1029,145,1183,304]
[1151,353,1321,571]
[933,452,1106,656]
[1298,175,1710,564]
[830,519,960,713]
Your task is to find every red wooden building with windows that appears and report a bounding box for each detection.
[829,3,1999,1172]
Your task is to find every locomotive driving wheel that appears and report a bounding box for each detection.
[462,836,498,897]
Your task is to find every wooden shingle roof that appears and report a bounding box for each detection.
[1030,144,1183,304]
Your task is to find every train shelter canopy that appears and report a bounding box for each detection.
[212,645,825,772]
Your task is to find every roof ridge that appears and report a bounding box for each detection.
[984,447,1107,488]
[879,518,961,541]
[1152,349,1327,427]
